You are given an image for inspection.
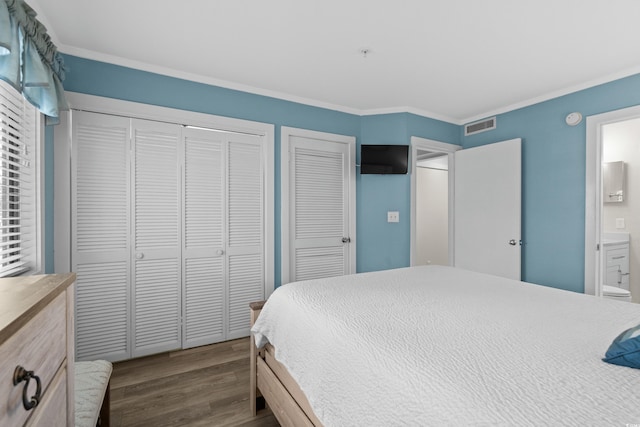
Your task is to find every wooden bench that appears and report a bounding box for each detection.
[74,360,112,427]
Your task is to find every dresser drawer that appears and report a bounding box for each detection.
[25,367,67,427]
[0,292,67,426]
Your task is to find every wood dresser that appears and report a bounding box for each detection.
[0,273,76,427]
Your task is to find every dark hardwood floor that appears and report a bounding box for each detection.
[110,338,279,426]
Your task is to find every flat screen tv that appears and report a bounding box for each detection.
[360,144,409,174]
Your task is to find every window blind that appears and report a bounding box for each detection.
[0,79,38,277]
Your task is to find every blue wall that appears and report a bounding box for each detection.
[52,55,458,284]
[357,113,458,272]
[48,54,640,293]
[462,74,640,292]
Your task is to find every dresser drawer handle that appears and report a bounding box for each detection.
[13,366,42,411]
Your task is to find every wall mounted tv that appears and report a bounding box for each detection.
[360,144,409,174]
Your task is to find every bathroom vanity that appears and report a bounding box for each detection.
[603,232,631,301]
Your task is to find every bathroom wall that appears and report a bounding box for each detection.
[602,118,640,302]
[415,165,448,266]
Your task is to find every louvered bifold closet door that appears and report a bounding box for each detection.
[182,128,225,349]
[131,119,182,358]
[72,111,131,362]
[290,137,350,282]
[227,135,265,339]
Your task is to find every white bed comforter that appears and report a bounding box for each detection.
[252,265,640,426]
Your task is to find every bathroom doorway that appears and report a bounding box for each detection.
[410,137,460,267]
[600,119,640,302]
[585,105,640,302]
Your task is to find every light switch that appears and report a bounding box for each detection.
[387,211,399,223]
[616,218,625,229]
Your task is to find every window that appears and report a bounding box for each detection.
[0,79,42,277]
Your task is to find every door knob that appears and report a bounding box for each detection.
[509,239,517,246]
[342,237,351,243]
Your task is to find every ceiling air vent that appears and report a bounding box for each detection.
[464,117,496,136]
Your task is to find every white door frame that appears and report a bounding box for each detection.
[281,127,356,285]
[410,136,461,267]
[585,104,640,296]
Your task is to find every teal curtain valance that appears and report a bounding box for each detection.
[0,0,68,123]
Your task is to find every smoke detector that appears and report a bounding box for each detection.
[565,112,582,126]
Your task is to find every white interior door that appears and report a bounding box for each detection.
[454,138,521,280]
[182,127,225,348]
[281,127,356,284]
[72,111,131,362]
[181,128,266,345]
[131,119,182,358]
[226,135,266,338]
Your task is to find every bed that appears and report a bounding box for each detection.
[249,265,640,426]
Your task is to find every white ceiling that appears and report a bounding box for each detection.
[29,0,640,124]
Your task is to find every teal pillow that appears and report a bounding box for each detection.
[603,324,640,368]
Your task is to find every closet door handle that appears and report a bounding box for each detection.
[135,252,144,260]
[216,249,224,256]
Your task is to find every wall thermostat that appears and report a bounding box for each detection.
[565,112,583,126]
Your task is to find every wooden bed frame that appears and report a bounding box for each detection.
[249,301,323,427]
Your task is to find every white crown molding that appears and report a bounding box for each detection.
[58,45,365,117]
[360,106,460,125]
[460,65,640,125]
[60,45,464,124]
[56,45,640,129]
